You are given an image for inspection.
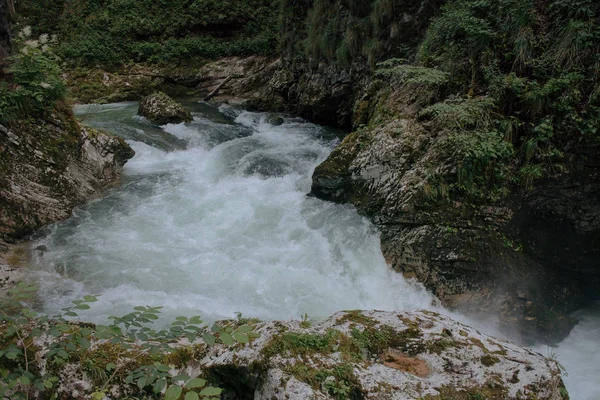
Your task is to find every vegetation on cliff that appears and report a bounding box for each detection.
[413,0,600,197]
[279,0,600,199]
[16,0,281,66]
[0,28,66,125]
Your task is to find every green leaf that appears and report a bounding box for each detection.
[185,378,206,389]
[125,374,135,385]
[202,333,216,346]
[172,374,189,382]
[220,332,234,345]
[21,308,37,318]
[19,376,31,385]
[156,364,171,372]
[237,325,252,333]
[137,376,148,389]
[165,385,183,400]
[233,332,249,343]
[199,387,222,396]
[153,378,167,394]
[106,363,116,371]
[83,295,98,302]
[185,392,199,400]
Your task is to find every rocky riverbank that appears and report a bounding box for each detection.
[0,106,134,291]
[5,310,568,400]
[245,0,600,345]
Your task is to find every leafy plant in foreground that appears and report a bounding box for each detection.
[0,283,254,399]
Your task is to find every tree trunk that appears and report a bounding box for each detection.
[203,76,232,101]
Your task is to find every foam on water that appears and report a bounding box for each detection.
[29,102,598,398]
[536,303,600,400]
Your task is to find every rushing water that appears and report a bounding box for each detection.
[28,101,599,399]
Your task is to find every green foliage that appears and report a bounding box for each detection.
[0,283,253,399]
[375,59,449,86]
[16,0,282,66]
[286,0,433,68]
[417,97,513,201]
[415,0,600,188]
[0,28,66,124]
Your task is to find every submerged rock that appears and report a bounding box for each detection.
[137,91,192,125]
[35,310,566,399]
[265,113,285,126]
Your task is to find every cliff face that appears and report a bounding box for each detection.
[0,109,134,240]
[255,0,600,344]
[250,0,443,129]
[309,87,597,344]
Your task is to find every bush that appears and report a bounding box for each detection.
[0,28,66,124]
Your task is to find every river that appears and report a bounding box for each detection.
[28,101,599,399]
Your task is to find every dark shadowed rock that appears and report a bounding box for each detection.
[138,92,192,125]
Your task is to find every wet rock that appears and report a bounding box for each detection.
[200,311,566,399]
[309,110,587,344]
[0,112,134,242]
[137,92,192,125]
[266,114,284,126]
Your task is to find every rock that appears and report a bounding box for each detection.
[0,111,134,242]
[309,102,587,344]
[195,56,277,101]
[137,92,192,125]
[0,263,21,290]
[266,114,285,126]
[37,310,567,399]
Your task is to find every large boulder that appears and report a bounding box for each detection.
[309,90,596,344]
[202,310,567,399]
[27,310,567,400]
[0,113,134,241]
[137,92,192,125]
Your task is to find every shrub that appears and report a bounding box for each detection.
[0,28,66,124]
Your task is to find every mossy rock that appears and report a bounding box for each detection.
[137,92,193,125]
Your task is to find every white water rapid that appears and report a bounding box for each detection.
[28,101,599,399]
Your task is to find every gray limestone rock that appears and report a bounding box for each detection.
[138,92,192,125]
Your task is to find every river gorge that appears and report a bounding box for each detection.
[17,101,600,400]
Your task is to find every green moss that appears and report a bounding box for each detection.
[480,354,500,367]
[335,311,378,327]
[79,341,152,386]
[285,362,363,400]
[312,129,370,179]
[423,381,509,399]
[262,329,346,359]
